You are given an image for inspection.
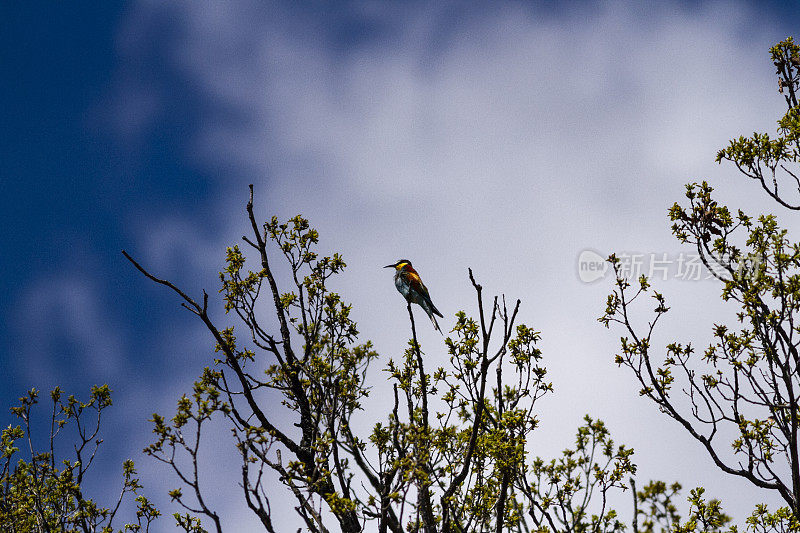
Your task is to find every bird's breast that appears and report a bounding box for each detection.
[394,272,411,297]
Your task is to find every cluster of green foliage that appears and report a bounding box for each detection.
[0,386,158,532]
[122,192,713,532]
[600,37,800,532]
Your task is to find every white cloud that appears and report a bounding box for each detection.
[109,0,800,529]
[135,215,226,275]
[12,275,125,385]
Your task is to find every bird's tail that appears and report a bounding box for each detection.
[422,293,444,319]
[422,301,443,335]
[429,312,442,335]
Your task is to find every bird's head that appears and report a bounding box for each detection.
[384,259,412,271]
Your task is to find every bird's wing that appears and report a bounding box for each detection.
[406,271,428,295]
[422,286,444,317]
[413,275,444,317]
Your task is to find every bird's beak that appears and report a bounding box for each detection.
[383,264,395,269]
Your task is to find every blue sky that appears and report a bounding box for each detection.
[2,2,206,391]
[4,1,800,530]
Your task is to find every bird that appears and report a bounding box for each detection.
[384,259,444,333]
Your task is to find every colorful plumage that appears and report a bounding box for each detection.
[384,259,444,333]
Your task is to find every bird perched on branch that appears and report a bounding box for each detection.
[385,259,444,333]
